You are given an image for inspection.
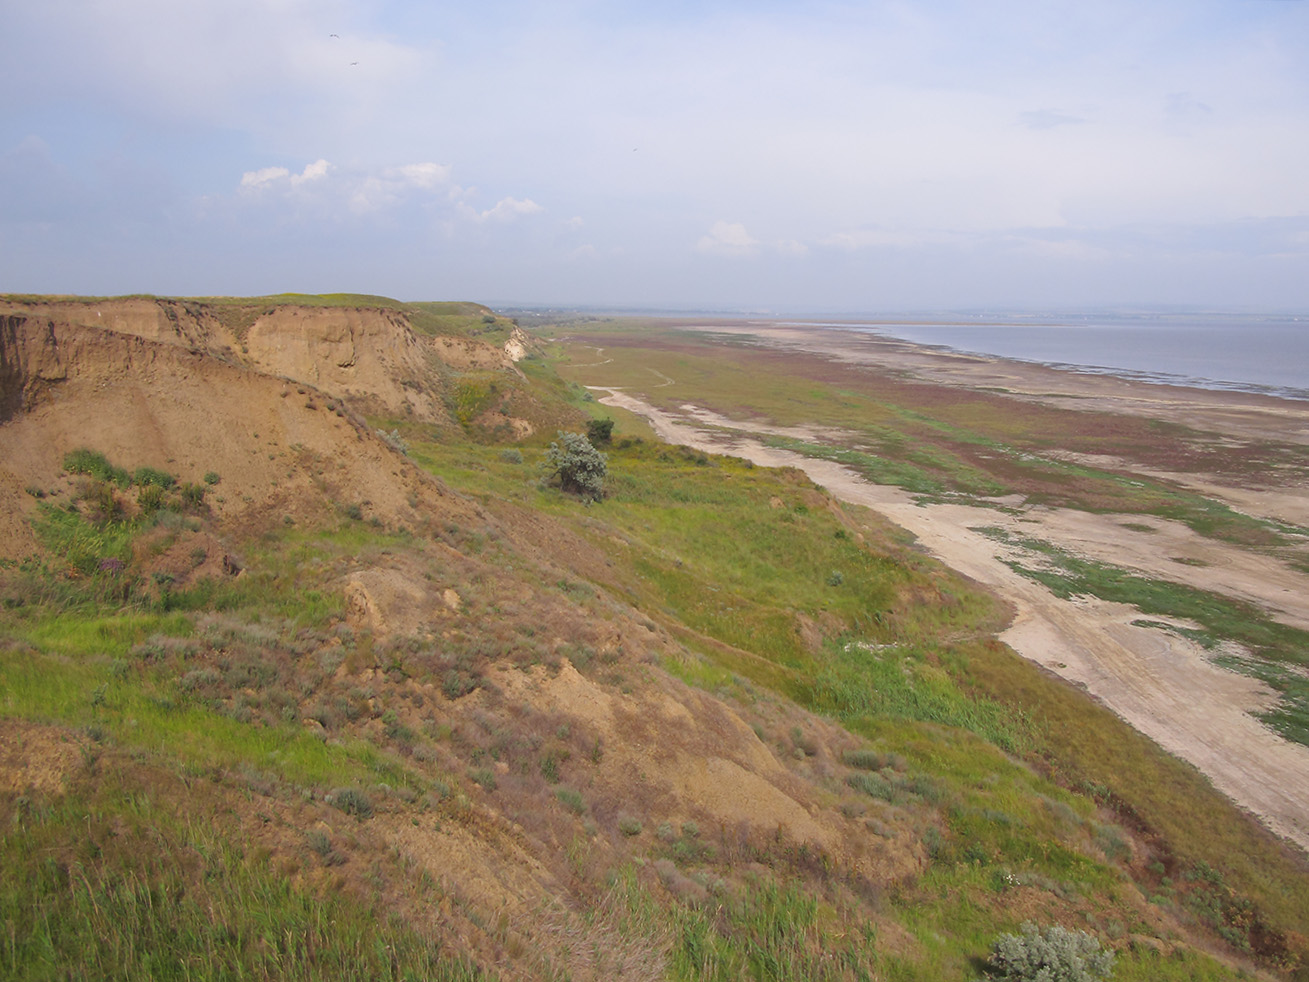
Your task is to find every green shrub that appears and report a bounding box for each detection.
[179,484,207,509]
[555,787,586,814]
[586,417,615,446]
[846,771,894,800]
[137,484,166,515]
[987,922,1114,981]
[133,467,176,489]
[545,431,607,500]
[499,448,524,464]
[329,788,373,820]
[843,748,907,771]
[63,448,130,486]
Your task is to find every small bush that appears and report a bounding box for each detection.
[88,482,124,525]
[843,748,907,771]
[63,448,130,486]
[617,815,643,837]
[586,417,615,446]
[556,787,586,814]
[177,668,221,692]
[377,428,409,455]
[203,471,221,485]
[846,771,894,800]
[442,670,480,700]
[499,448,524,464]
[179,484,207,509]
[133,467,176,489]
[987,922,1114,981]
[545,431,607,500]
[136,483,166,515]
[329,788,374,820]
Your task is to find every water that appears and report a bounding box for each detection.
[803,313,1309,401]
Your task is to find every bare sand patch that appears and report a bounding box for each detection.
[0,720,85,795]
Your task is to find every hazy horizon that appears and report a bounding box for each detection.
[4,2,1308,311]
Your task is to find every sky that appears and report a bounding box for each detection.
[2,0,1308,311]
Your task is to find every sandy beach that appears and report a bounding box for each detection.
[585,320,1309,854]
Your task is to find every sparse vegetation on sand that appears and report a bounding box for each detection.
[975,526,1309,746]
[1,296,1306,981]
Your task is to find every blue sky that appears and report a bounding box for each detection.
[2,0,1307,310]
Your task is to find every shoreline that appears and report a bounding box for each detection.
[694,319,1309,449]
[824,331,1309,404]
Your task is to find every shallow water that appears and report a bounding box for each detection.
[796,314,1309,401]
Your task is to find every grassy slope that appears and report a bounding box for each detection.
[2,301,1307,981]
[540,319,1309,953]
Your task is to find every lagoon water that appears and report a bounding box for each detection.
[816,313,1309,401]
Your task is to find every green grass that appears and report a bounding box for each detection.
[0,617,420,793]
[0,778,488,982]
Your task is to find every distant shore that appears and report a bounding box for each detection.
[695,319,1309,450]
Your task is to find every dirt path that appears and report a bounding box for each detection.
[593,385,1309,854]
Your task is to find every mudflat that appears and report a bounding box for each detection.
[582,318,1309,854]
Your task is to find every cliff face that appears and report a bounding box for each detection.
[0,297,509,557]
[242,306,452,420]
[0,297,518,425]
[0,314,76,422]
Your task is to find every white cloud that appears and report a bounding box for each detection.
[240,166,290,189]
[387,162,452,189]
[696,221,758,257]
[459,196,543,223]
[233,158,544,232]
[240,159,329,191]
[291,159,330,186]
[485,197,543,222]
